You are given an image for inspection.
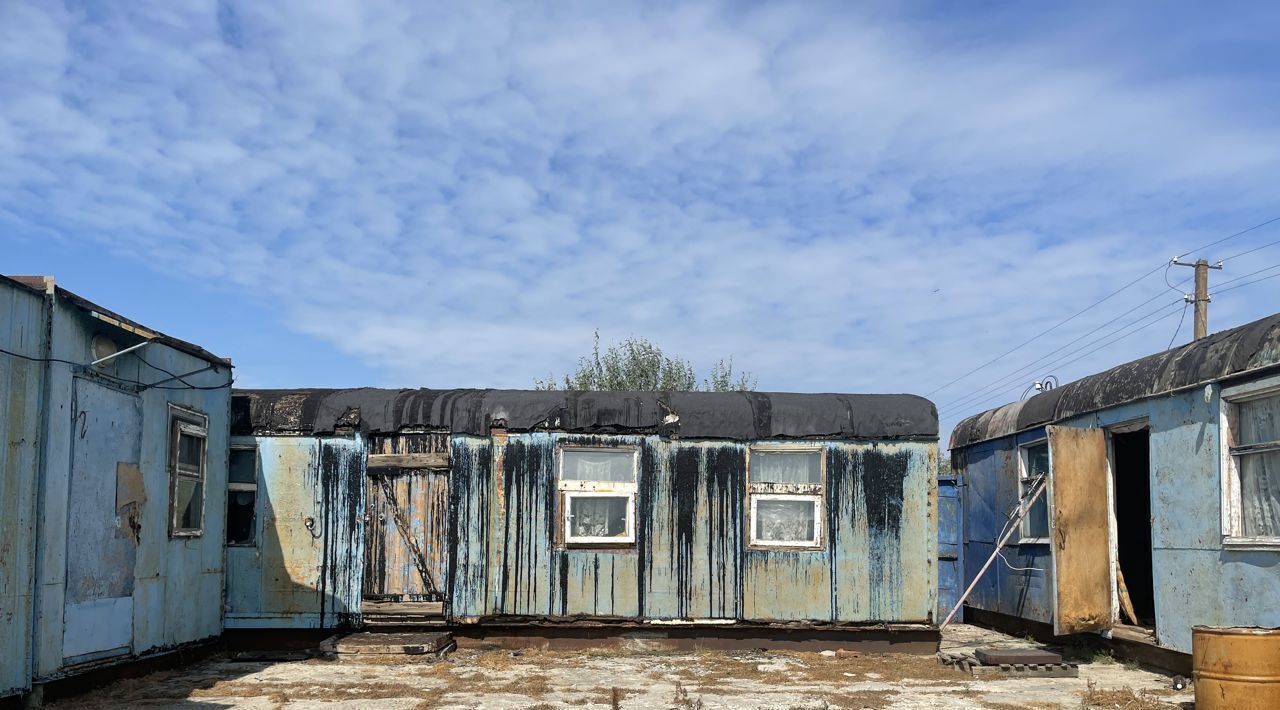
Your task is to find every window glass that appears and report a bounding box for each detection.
[1238,396,1280,446]
[1021,443,1050,540]
[1023,495,1050,539]
[175,478,203,531]
[1024,443,1050,479]
[568,496,629,538]
[226,490,256,545]
[229,449,257,484]
[754,498,817,543]
[562,450,635,482]
[751,451,821,484]
[177,431,204,471]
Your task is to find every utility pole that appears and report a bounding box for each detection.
[1172,257,1223,340]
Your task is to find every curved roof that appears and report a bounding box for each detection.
[233,388,938,441]
[950,312,1280,450]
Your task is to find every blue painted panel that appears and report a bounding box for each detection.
[936,474,962,621]
[0,280,49,697]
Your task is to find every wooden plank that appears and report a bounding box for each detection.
[362,600,446,616]
[367,452,450,469]
[1047,425,1114,635]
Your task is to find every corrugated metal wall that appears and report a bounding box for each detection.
[448,432,937,624]
[0,281,49,697]
[238,430,937,629]
[225,436,364,628]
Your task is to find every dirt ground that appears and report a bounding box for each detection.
[47,624,1194,709]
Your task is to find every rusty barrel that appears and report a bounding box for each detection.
[1193,626,1280,709]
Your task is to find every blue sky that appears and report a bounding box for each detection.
[4,1,1280,443]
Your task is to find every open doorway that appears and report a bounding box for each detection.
[1111,428,1155,629]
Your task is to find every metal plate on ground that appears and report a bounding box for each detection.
[974,647,1063,665]
[324,632,453,655]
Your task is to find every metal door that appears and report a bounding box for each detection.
[1047,425,1113,635]
[936,467,963,622]
[63,378,142,662]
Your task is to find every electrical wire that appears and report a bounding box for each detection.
[938,298,1184,415]
[0,345,232,391]
[1221,236,1280,263]
[926,263,1167,398]
[931,215,1280,405]
[1174,215,1280,261]
[944,304,1184,415]
[1212,271,1280,296]
[937,285,1188,415]
[1167,301,1190,350]
[1208,261,1280,291]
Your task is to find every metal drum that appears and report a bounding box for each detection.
[1193,626,1280,709]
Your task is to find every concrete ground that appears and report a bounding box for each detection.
[47,624,1193,709]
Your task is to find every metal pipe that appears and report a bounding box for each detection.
[90,339,150,367]
[940,476,1047,629]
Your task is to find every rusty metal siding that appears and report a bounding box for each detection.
[225,436,364,628]
[0,280,49,697]
[447,433,936,625]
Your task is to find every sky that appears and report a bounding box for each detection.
[4,1,1280,445]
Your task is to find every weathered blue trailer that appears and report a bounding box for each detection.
[949,313,1280,660]
[0,275,232,698]
[227,388,941,647]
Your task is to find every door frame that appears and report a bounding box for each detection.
[1104,418,1152,635]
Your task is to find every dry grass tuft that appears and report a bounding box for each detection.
[1080,680,1179,709]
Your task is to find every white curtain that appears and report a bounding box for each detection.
[751,452,821,484]
[1238,397,1280,537]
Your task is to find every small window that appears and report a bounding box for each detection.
[1019,442,1050,543]
[559,447,637,546]
[168,405,208,537]
[748,448,824,549]
[226,444,258,546]
[1223,391,1280,543]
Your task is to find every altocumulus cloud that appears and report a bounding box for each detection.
[3,1,1280,438]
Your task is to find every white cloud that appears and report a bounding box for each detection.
[3,0,1280,442]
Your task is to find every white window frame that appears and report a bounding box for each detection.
[1018,440,1051,545]
[168,404,208,538]
[746,445,825,550]
[1220,377,1280,549]
[749,493,821,548]
[226,439,259,547]
[557,445,638,547]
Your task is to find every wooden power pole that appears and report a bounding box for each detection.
[1173,257,1223,340]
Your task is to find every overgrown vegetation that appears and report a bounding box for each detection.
[535,330,757,392]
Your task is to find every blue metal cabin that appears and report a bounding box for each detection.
[949,313,1280,657]
[226,388,940,643]
[0,276,232,699]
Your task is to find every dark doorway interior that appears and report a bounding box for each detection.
[1112,429,1155,627]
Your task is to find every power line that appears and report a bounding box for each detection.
[0,346,231,391]
[1221,236,1280,263]
[939,298,1184,415]
[1212,271,1280,296]
[949,305,1185,416]
[1175,215,1280,260]
[925,262,1167,398]
[1208,261,1280,290]
[937,288,1187,415]
[931,214,1280,401]
[1167,302,1190,350]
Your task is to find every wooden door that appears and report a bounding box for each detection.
[362,434,450,614]
[1047,425,1113,635]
